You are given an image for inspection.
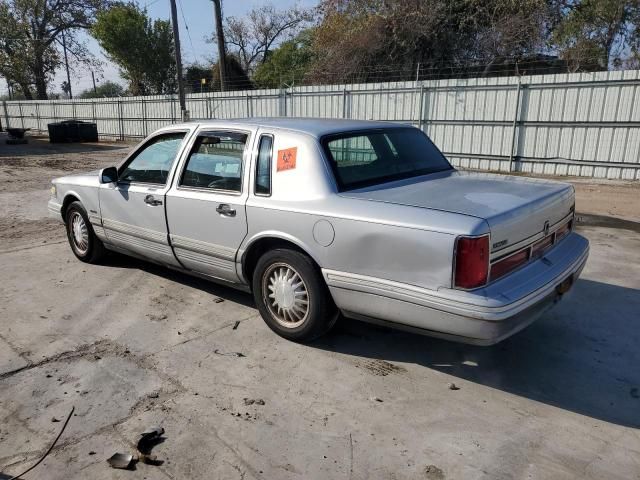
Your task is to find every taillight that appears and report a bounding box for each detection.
[490,249,529,281]
[454,235,489,289]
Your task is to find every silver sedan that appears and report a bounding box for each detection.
[48,118,589,344]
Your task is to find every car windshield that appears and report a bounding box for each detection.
[322,128,452,191]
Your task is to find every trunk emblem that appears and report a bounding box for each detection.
[543,220,550,236]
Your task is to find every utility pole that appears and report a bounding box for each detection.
[91,71,97,95]
[62,30,72,99]
[212,0,227,91]
[169,0,188,121]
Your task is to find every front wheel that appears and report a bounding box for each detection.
[65,201,106,264]
[252,248,338,342]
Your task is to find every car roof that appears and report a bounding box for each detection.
[171,117,413,138]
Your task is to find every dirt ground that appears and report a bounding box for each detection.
[1,134,639,480]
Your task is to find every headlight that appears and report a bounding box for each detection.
[50,184,57,197]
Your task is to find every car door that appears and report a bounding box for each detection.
[165,129,252,283]
[99,129,190,267]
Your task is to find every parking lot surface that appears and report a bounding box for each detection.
[1,136,639,479]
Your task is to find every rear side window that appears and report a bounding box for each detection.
[119,132,185,185]
[255,135,273,195]
[180,132,247,192]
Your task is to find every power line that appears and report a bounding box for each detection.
[177,0,197,63]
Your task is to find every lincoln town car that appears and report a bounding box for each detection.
[48,118,589,344]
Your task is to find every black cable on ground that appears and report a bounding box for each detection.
[7,406,75,480]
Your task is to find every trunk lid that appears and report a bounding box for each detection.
[340,170,574,252]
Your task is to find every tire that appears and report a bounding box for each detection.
[252,248,338,342]
[65,201,106,264]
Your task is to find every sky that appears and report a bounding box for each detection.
[1,0,317,97]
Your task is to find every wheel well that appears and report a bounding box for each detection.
[61,195,80,222]
[242,237,318,287]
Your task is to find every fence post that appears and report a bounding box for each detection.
[18,101,25,129]
[246,95,251,118]
[342,88,349,118]
[118,99,124,141]
[72,100,77,120]
[171,96,176,123]
[508,77,523,172]
[53,101,58,123]
[206,95,211,119]
[417,85,425,131]
[36,102,41,133]
[2,100,9,129]
[142,98,148,137]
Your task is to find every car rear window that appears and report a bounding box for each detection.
[322,128,452,191]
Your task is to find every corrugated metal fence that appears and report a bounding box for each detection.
[3,70,640,179]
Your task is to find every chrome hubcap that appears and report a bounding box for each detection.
[263,263,309,328]
[70,212,89,254]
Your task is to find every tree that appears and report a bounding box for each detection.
[551,0,640,71]
[78,80,125,98]
[253,30,315,88]
[218,3,312,74]
[92,2,176,95]
[0,0,107,100]
[210,55,252,91]
[185,63,213,93]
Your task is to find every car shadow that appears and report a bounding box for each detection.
[311,278,640,429]
[98,254,640,428]
[104,252,256,309]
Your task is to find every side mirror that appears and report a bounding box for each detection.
[99,166,118,184]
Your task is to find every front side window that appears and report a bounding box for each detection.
[119,132,186,184]
[322,128,452,191]
[180,131,248,192]
[255,135,273,195]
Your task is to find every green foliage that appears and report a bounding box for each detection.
[551,0,640,71]
[253,31,315,88]
[78,81,125,98]
[0,0,106,99]
[184,64,213,93]
[91,2,176,95]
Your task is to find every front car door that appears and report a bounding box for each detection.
[165,129,252,283]
[99,129,191,267]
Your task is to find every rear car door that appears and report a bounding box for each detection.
[99,130,190,267]
[165,129,252,283]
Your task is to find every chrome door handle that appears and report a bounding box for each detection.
[144,194,163,206]
[216,203,236,217]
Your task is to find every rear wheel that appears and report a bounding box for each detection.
[65,201,106,264]
[252,248,338,342]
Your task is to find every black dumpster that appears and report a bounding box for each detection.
[48,120,98,143]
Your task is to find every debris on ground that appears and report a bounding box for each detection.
[447,383,460,391]
[214,349,245,357]
[51,417,60,422]
[137,426,165,465]
[214,298,224,303]
[370,396,384,402]
[232,320,240,330]
[244,398,265,406]
[107,452,137,470]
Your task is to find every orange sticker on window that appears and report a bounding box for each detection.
[277,147,297,172]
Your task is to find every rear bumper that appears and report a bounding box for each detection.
[324,232,589,345]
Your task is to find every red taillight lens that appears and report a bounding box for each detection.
[454,235,489,289]
[490,249,530,281]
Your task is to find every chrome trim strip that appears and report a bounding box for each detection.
[102,218,167,244]
[173,248,235,271]
[169,234,236,261]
